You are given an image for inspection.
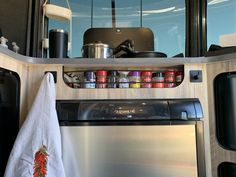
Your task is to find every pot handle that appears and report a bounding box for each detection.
[113,39,134,55]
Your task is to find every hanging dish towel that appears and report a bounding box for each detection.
[4,73,65,177]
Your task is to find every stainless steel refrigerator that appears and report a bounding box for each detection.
[57,99,206,177]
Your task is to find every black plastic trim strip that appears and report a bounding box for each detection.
[186,0,206,57]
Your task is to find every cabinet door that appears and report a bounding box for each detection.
[0,68,20,176]
[218,162,236,177]
[214,72,236,150]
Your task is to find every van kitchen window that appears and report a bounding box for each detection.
[48,0,186,58]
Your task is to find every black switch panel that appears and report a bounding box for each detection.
[190,70,202,82]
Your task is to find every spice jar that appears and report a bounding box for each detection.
[118,71,129,88]
[175,71,184,85]
[164,70,176,88]
[96,70,107,88]
[152,72,164,88]
[141,71,152,88]
[84,71,96,88]
[129,71,141,88]
[107,70,118,88]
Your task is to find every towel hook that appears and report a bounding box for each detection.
[44,71,57,83]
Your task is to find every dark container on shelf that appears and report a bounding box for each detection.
[49,29,68,58]
[214,72,236,150]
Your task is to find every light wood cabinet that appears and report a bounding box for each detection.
[1,48,236,177]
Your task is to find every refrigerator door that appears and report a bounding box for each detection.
[61,124,198,177]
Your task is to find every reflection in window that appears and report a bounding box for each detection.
[143,0,185,57]
[93,0,112,27]
[207,0,236,49]
[115,0,141,27]
[49,0,185,58]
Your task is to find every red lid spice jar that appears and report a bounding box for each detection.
[152,72,164,88]
[164,70,176,88]
[96,70,107,88]
[175,71,184,85]
[141,71,152,88]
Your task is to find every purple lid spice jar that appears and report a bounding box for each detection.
[129,71,141,88]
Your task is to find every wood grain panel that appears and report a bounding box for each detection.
[206,59,236,177]
[0,52,29,125]
[3,51,236,177]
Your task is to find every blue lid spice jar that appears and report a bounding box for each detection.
[84,71,96,88]
[118,71,129,88]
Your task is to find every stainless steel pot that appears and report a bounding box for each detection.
[82,42,113,58]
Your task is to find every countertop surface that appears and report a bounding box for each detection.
[1,46,236,67]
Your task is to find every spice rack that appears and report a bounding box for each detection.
[63,66,184,89]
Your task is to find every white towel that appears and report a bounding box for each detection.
[4,73,65,177]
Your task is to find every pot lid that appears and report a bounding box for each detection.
[83,41,110,48]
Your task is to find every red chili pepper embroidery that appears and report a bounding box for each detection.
[33,145,49,177]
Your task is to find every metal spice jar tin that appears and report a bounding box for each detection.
[152,72,164,88]
[107,71,118,88]
[84,71,96,88]
[141,71,152,88]
[164,70,176,88]
[96,70,107,88]
[129,71,141,88]
[118,71,129,88]
[175,71,184,85]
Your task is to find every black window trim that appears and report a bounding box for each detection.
[186,0,207,57]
